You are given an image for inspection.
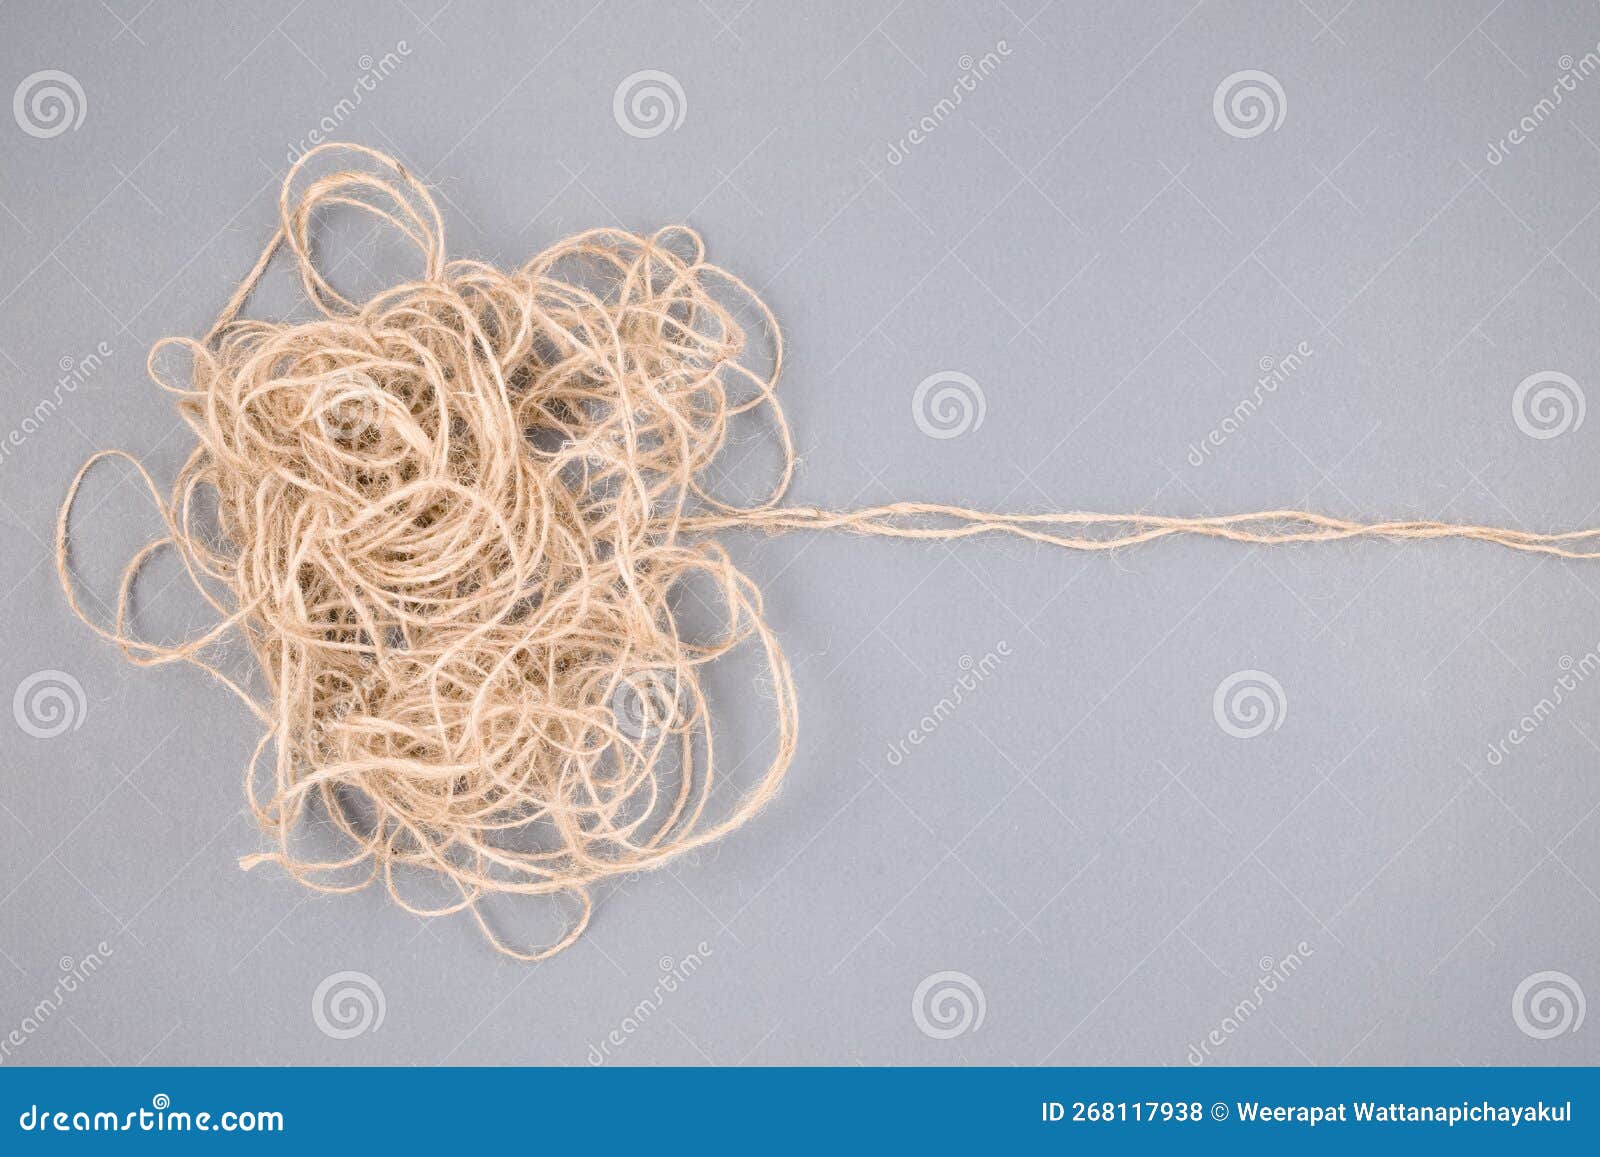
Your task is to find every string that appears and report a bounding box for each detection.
[55,143,1599,959]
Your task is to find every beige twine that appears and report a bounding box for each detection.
[55,144,1600,959]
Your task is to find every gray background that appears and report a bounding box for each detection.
[1,0,1598,1066]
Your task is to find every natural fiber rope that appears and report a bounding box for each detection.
[54,144,1600,960]
[688,504,1600,557]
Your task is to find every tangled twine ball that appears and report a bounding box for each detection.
[59,143,1600,960]
[60,144,797,958]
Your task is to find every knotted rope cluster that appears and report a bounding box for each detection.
[57,144,1600,959]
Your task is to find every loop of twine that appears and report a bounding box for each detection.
[55,143,1600,959]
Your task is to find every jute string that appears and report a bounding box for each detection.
[55,144,1600,959]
